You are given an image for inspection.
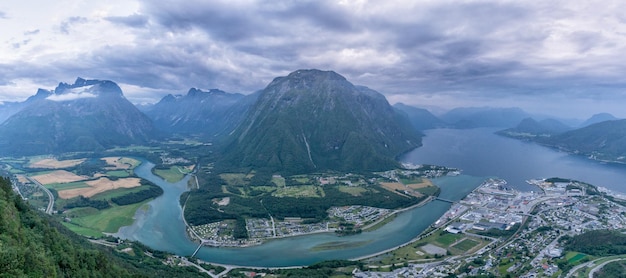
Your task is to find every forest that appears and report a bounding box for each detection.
[562,229,626,256]
[0,177,204,277]
[111,182,163,206]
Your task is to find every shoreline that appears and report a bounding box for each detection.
[141,160,472,268]
[349,180,482,262]
[186,192,437,248]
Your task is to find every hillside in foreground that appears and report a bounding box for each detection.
[0,177,204,277]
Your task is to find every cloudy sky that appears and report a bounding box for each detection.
[2,0,626,118]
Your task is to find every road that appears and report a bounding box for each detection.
[27,176,54,214]
[587,258,625,278]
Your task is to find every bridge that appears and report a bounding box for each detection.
[434,197,456,204]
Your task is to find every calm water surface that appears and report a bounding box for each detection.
[402,128,626,193]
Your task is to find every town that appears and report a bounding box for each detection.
[354,178,626,277]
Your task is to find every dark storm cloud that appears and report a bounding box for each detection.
[105,14,149,28]
[4,0,626,118]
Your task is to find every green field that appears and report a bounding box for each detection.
[61,222,104,238]
[45,181,90,191]
[64,201,150,237]
[435,233,464,246]
[371,228,489,266]
[451,238,480,252]
[338,185,367,196]
[249,186,277,193]
[154,166,185,183]
[566,252,588,263]
[106,170,131,178]
[401,177,423,185]
[271,176,286,187]
[272,185,323,198]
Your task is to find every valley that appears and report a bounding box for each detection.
[1,71,626,276]
[2,144,453,246]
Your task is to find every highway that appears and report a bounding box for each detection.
[27,177,54,214]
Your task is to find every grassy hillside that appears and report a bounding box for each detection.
[0,177,203,277]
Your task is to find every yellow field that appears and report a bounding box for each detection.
[31,170,88,184]
[407,179,434,189]
[28,158,86,169]
[380,182,424,197]
[57,177,141,199]
[380,182,406,191]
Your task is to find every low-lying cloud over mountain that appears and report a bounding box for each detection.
[2,1,626,118]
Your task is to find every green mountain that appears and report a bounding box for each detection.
[497,117,572,139]
[0,177,203,277]
[544,119,626,162]
[579,113,619,127]
[221,69,422,174]
[393,103,445,131]
[0,78,157,156]
[441,107,530,128]
[144,88,255,138]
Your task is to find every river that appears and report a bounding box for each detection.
[116,161,482,267]
[116,128,626,267]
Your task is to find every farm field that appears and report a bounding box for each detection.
[90,185,150,201]
[63,200,150,237]
[57,177,141,199]
[272,185,324,198]
[338,185,367,196]
[102,157,140,170]
[406,178,434,189]
[31,170,88,184]
[28,157,86,169]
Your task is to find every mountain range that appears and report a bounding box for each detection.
[543,119,626,163]
[439,107,530,128]
[393,103,446,131]
[143,88,253,138]
[496,113,626,163]
[1,71,624,170]
[497,117,572,139]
